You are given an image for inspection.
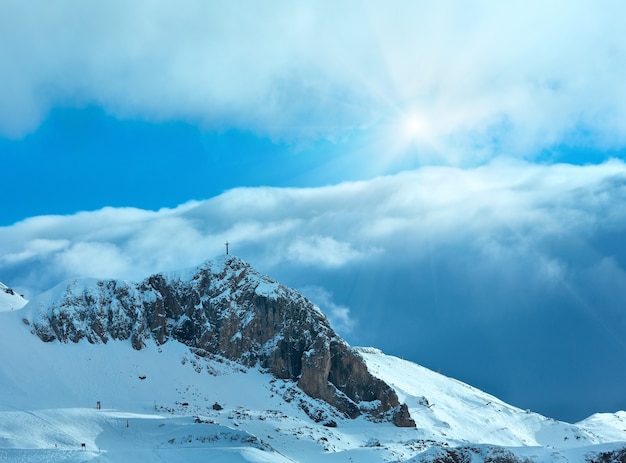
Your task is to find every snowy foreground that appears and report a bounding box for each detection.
[1,287,626,462]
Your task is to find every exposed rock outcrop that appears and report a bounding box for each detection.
[27,255,415,427]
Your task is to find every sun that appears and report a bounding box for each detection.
[399,112,428,141]
[356,107,442,175]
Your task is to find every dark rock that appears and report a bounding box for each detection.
[417,446,531,463]
[392,403,416,428]
[588,447,626,463]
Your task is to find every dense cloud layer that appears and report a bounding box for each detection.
[3,159,623,293]
[2,159,626,421]
[2,1,626,162]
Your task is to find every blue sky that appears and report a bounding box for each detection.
[2,1,626,423]
[0,106,353,224]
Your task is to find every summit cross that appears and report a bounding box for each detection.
[225,241,229,255]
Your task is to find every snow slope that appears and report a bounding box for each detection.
[0,310,318,462]
[356,347,626,449]
[1,259,625,462]
[0,303,422,462]
[0,282,27,312]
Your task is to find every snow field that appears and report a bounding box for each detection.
[1,288,626,462]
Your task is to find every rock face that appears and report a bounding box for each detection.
[27,256,415,427]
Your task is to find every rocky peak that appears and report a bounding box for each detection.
[26,256,415,427]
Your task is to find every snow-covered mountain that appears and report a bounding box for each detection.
[23,255,413,427]
[0,281,27,312]
[0,256,625,462]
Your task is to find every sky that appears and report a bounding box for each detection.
[2,1,626,423]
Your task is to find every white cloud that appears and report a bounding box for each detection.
[1,1,626,162]
[53,241,131,281]
[1,158,625,300]
[287,235,372,268]
[1,238,69,265]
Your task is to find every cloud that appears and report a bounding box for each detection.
[298,285,357,336]
[53,241,131,281]
[2,158,626,420]
[1,1,626,162]
[1,158,625,297]
[1,238,69,264]
[287,235,375,267]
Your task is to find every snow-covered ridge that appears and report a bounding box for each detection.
[0,281,27,312]
[21,255,292,348]
[356,347,626,451]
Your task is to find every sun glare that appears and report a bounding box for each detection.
[400,112,428,141]
[360,108,438,174]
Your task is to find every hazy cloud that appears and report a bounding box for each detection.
[299,285,357,336]
[287,236,374,268]
[1,1,626,162]
[2,158,625,297]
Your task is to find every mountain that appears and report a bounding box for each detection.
[24,255,414,427]
[0,255,625,462]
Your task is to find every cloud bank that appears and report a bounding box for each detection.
[2,159,625,295]
[2,1,626,162]
[2,159,626,420]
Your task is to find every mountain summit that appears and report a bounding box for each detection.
[25,255,414,427]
